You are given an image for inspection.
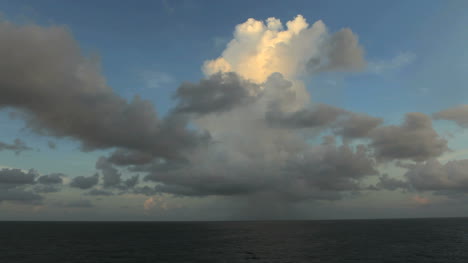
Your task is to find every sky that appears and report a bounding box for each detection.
[1,0,468,221]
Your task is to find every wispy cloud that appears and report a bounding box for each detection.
[161,0,175,15]
[141,70,174,89]
[368,52,416,74]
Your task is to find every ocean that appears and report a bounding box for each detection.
[1,218,468,262]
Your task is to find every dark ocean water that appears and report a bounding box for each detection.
[1,218,468,263]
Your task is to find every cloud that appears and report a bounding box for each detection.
[0,21,205,160]
[144,141,376,201]
[0,168,37,185]
[95,157,140,190]
[161,0,175,15]
[0,189,42,203]
[0,168,64,199]
[403,159,468,193]
[69,174,99,189]
[37,173,64,184]
[96,157,121,188]
[141,70,174,89]
[2,14,460,217]
[374,158,468,198]
[266,103,346,129]
[334,113,383,140]
[33,184,62,193]
[433,105,468,128]
[130,15,374,205]
[107,149,154,166]
[47,141,56,149]
[369,113,448,162]
[309,28,366,73]
[203,15,365,83]
[368,52,415,74]
[375,174,408,191]
[173,72,260,115]
[0,138,32,155]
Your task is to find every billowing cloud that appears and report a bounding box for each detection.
[369,113,448,162]
[433,105,468,127]
[0,139,32,155]
[69,174,99,189]
[0,21,205,160]
[133,15,375,204]
[203,15,365,83]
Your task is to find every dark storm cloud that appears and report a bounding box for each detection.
[369,113,448,162]
[69,174,99,189]
[0,138,32,154]
[144,166,266,197]
[0,168,36,185]
[173,72,260,115]
[433,105,468,127]
[37,173,64,184]
[143,142,376,200]
[0,21,205,160]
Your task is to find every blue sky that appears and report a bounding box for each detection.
[1,0,468,220]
